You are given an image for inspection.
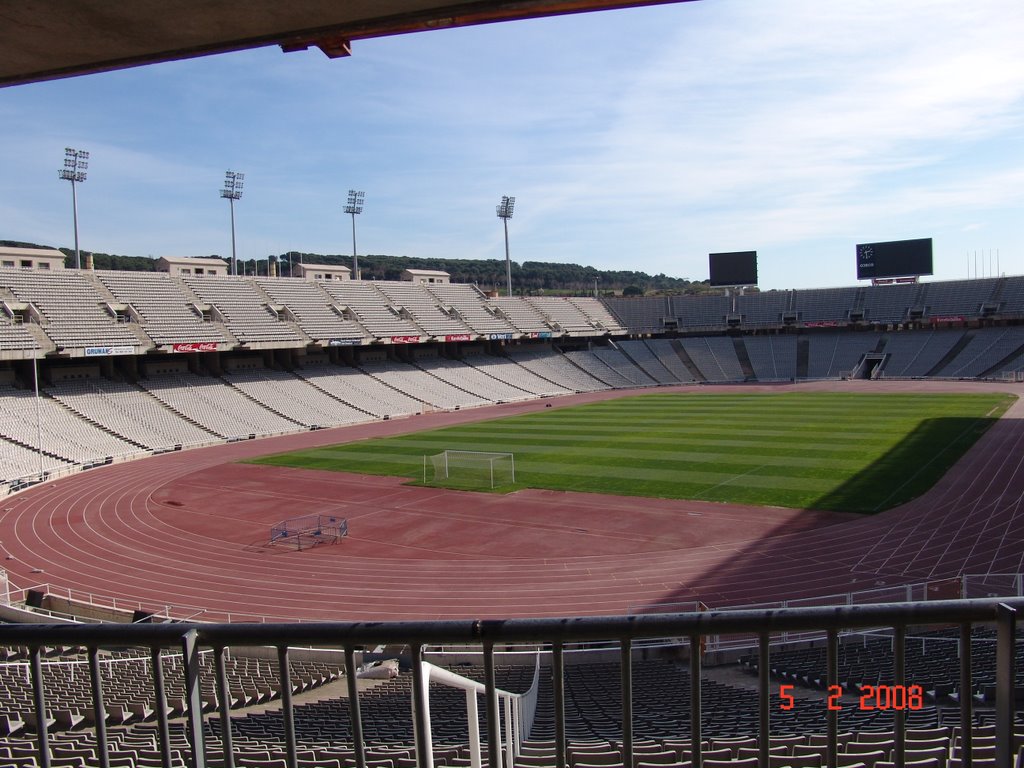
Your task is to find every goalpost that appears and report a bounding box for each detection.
[423,450,515,490]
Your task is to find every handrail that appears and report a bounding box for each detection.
[417,660,525,768]
[0,596,1019,647]
[0,597,1019,768]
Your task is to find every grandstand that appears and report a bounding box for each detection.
[3,268,1024,491]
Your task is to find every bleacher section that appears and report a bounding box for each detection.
[425,283,518,336]
[46,378,216,450]
[602,296,668,335]
[806,334,877,379]
[223,368,371,428]
[507,348,610,392]
[463,353,571,398]
[139,373,299,439]
[743,335,798,381]
[416,357,536,402]
[0,320,39,352]
[374,281,474,338]
[359,360,492,410]
[319,281,424,339]
[0,384,139,465]
[294,363,423,418]
[0,268,142,352]
[490,297,553,335]
[670,295,730,329]
[256,277,368,344]
[569,297,626,334]
[527,297,603,336]
[616,340,681,384]
[183,276,303,346]
[679,337,744,382]
[589,347,658,387]
[860,283,919,325]
[737,291,788,327]
[1,270,1024,355]
[793,287,857,323]
[880,330,965,378]
[600,276,1024,334]
[644,339,698,382]
[563,350,643,388]
[934,326,1024,378]
[97,270,230,348]
[922,278,1001,318]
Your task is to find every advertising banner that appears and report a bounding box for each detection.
[85,345,135,357]
[172,342,219,353]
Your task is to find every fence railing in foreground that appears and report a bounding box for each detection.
[0,597,1019,768]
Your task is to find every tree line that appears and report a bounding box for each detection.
[1,241,714,296]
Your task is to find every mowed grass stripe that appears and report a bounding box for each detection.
[308,440,872,472]
[247,391,1014,512]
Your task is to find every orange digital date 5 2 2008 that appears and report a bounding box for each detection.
[779,684,924,711]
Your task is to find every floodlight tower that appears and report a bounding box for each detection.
[345,190,365,280]
[220,170,244,275]
[496,195,515,296]
[58,147,89,269]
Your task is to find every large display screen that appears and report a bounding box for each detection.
[856,238,933,280]
[709,251,757,287]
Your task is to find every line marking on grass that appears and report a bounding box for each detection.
[694,463,770,499]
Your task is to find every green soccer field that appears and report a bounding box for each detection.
[247,391,1015,513]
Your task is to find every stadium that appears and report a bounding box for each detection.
[1,3,1023,768]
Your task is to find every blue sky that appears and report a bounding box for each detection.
[1,0,1022,290]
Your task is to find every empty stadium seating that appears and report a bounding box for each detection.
[4,265,1024,497]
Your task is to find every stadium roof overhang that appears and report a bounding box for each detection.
[1,0,699,89]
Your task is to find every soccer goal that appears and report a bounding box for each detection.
[423,450,515,490]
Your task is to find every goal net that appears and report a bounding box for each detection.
[423,450,515,490]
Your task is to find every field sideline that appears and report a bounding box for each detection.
[248,391,1014,513]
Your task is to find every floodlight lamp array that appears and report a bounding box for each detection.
[220,170,244,200]
[345,189,365,215]
[58,147,89,183]
[496,195,515,220]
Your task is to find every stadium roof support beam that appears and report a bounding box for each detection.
[1,1,700,88]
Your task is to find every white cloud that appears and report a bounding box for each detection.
[1,0,1022,287]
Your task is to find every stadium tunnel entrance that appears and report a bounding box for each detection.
[851,352,886,379]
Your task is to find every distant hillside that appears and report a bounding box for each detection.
[1,241,711,296]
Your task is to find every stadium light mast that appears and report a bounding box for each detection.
[58,147,89,269]
[220,170,244,276]
[345,190,365,280]
[496,195,515,296]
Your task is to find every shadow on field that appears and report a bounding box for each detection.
[808,415,1001,513]
[632,412,1018,613]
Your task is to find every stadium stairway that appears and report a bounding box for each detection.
[668,340,705,382]
[796,338,810,378]
[732,338,755,381]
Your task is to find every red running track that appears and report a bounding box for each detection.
[2,380,1023,621]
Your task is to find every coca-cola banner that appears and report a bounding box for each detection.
[172,342,219,353]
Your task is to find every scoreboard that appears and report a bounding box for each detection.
[709,251,758,287]
[856,238,933,280]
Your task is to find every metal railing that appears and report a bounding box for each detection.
[0,597,1019,768]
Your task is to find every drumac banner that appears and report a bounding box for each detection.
[84,346,135,357]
